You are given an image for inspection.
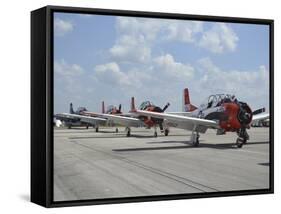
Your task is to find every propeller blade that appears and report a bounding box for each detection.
[162,102,170,112]
[253,107,265,115]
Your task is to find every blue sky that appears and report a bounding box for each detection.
[54,12,269,114]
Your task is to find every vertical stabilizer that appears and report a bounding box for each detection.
[70,103,75,114]
[183,88,197,112]
[130,97,136,112]
[102,101,105,114]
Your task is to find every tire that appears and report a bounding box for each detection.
[116,128,119,133]
[86,126,89,129]
[236,138,243,148]
[193,138,199,147]
[95,127,99,132]
[164,129,169,136]
[154,132,157,137]
[126,131,131,137]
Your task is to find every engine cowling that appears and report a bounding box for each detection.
[220,102,252,131]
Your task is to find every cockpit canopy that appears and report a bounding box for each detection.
[106,105,116,113]
[77,107,87,113]
[139,101,154,110]
[206,94,237,108]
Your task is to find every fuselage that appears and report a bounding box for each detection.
[138,101,167,128]
[188,95,253,132]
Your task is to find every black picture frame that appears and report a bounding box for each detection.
[31,5,274,208]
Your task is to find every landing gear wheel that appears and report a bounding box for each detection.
[191,132,200,147]
[126,127,131,137]
[86,125,89,129]
[192,137,199,147]
[68,125,71,129]
[116,128,119,133]
[95,127,99,132]
[164,129,169,136]
[236,128,248,148]
[154,132,158,137]
[126,130,131,137]
[236,138,244,148]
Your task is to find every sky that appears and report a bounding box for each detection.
[54,12,270,114]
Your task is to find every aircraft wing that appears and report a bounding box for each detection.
[133,110,219,133]
[97,113,143,127]
[56,113,107,125]
[168,112,193,117]
[252,113,270,122]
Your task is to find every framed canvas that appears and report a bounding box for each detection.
[31,5,274,207]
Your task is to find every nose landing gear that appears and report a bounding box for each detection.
[125,127,131,137]
[154,126,158,137]
[164,128,169,136]
[236,128,249,148]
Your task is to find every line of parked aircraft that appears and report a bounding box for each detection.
[54,88,269,148]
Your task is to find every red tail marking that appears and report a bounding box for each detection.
[183,88,197,112]
[130,97,136,112]
[184,88,191,105]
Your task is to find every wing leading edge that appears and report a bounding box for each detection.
[133,110,219,133]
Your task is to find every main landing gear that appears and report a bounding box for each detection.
[154,126,157,137]
[154,126,169,137]
[190,131,200,147]
[115,128,119,133]
[236,128,249,148]
[125,127,131,137]
[164,129,169,136]
[95,126,99,132]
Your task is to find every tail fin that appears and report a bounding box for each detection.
[130,97,136,112]
[183,88,197,112]
[102,101,105,114]
[70,103,75,114]
[118,104,122,112]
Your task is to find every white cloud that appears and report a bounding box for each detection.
[94,62,152,89]
[196,57,269,109]
[94,62,131,86]
[109,35,151,63]
[154,54,194,79]
[54,59,84,77]
[54,59,85,103]
[54,18,73,37]
[110,17,204,63]
[199,23,239,53]
[164,21,203,43]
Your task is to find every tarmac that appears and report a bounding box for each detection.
[53,126,270,201]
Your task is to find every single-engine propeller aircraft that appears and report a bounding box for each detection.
[57,99,171,137]
[82,97,171,137]
[55,102,125,132]
[54,103,107,130]
[131,88,269,148]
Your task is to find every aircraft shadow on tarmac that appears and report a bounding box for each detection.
[258,162,270,166]
[112,141,269,152]
[68,134,190,139]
